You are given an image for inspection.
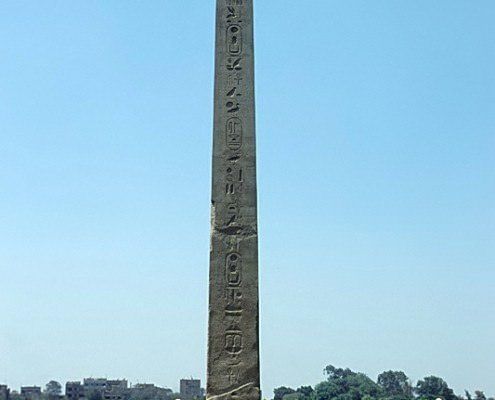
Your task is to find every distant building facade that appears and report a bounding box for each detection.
[0,385,10,400]
[104,379,128,400]
[179,380,201,400]
[66,382,84,400]
[129,384,172,400]
[82,379,128,400]
[20,387,41,400]
[83,379,107,395]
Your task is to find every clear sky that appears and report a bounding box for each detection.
[1,0,494,397]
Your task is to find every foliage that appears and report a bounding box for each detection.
[314,365,383,400]
[415,376,457,400]
[273,364,493,400]
[281,387,315,400]
[297,386,315,400]
[283,393,302,400]
[377,371,413,400]
[274,387,296,400]
[44,382,62,397]
[474,392,487,400]
[324,366,357,380]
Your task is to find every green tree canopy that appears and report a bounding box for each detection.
[271,364,494,400]
[44,381,62,397]
[324,366,357,380]
[314,365,382,400]
[297,387,314,400]
[415,376,457,400]
[274,387,296,400]
[474,392,487,400]
[377,371,413,400]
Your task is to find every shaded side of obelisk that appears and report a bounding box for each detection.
[207,1,260,400]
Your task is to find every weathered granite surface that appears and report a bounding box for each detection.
[207,1,260,400]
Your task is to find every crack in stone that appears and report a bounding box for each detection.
[214,225,257,237]
[215,226,244,236]
[207,383,256,400]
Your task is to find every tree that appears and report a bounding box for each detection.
[314,381,346,400]
[415,376,457,400]
[315,365,382,400]
[44,382,62,398]
[474,392,486,400]
[283,394,302,400]
[297,387,314,400]
[274,387,296,400]
[377,371,413,399]
[324,366,356,380]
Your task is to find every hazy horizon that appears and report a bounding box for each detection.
[1,0,494,397]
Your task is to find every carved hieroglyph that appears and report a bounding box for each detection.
[207,1,260,400]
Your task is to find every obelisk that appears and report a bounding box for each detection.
[207,1,260,400]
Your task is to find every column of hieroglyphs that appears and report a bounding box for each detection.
[207,0,260,400]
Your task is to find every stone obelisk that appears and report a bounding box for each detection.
[207,1,260,400]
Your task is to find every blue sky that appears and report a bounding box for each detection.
[0,0,494,397]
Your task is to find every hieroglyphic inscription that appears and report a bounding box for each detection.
[228,367,241,385]
[223,0,244,227]
[209,0,259,398]
[226,118,242,150]
[227,25,242,55]
[225,166,244,196]
[226,0,243,6]
[222,0,246,388]
[226,253,242,286]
